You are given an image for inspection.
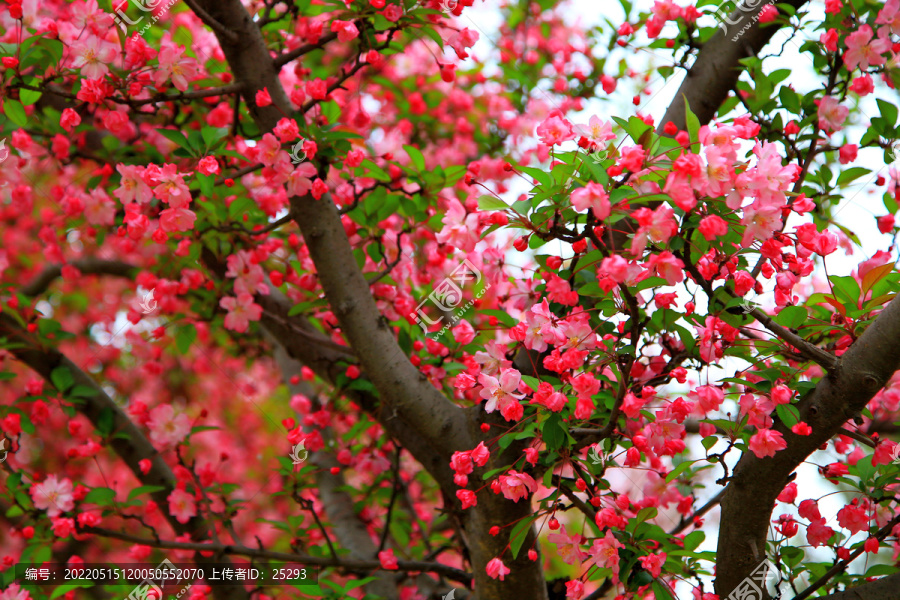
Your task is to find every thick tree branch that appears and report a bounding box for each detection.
[658,0,810,132]
[271,344,400,600]
[810,573,900,600]
[0,313,249,600]
[715,297,900,598]
[78,526,473,585]
[189,3,549,598]
[190,0,469,459]
[21,259,138,297]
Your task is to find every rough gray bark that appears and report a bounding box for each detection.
[188,1,549,597]
[271,343,400,600]
[715,297,900,598]
[658,0,810,133]
[812,573,900,600]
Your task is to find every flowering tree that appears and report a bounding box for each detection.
[3,0,900,599]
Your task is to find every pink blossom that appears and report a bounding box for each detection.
[619,145,645,171]
[60,108,81,132]
[155,44,197,92]
[570,182,610,219]
[876,0,900,35]
[646,251,684,285]
[537,115,575,146]
[31,475,75,517]
[378,549,399,570]
[522,299,564,352]
[153,164,191,208]
[575,115,616,145]
[436,198,480,252]
[770,385,792,405]
[198,156,220,176]
[798,499,821,521]
[168,488,197,524]
[147,404,191,447]
[71,35,117,79]
[0,583,31,600]
[820,28,838,52]
[450,451,474,475]
[639,551,667,578]
[498,470,536,502]
[837,503,868,534]
[115,164,154,204]
[698,215,728,240]
[547,525,586,565]
[470,441,490,466]
[813,230,838,256]
[330,19,359,42]
[777,482,798,503]
[849,74,874,96]
[748,428,787,458]
[287,162,318,197]
[584,530,623,583]
[631,205,678,255]
[220,293,263,333]
[485,558,510,581]
[255,88,272,107]
[844,25,890,72]
[448,28,479,60]
[806,518,835,547]
[574,396,594,420]
[456,489,477,509]
[159,207,197,232]
[741,203,782,247]
[478,368,525,414]
[817,96,849,134]
[565,580,585,599]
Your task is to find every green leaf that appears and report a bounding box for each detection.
[228,196,255,219]
[50,366,74,393]
[683,530,705,551]
[4,100,28,127]
[127,485,167,502]
[175,323,197,354]
[683,97,700,143]
[877,98,898,128]
[775,404,800,428]
[479,309,518,328]
[71,385,98,399]
[403,144,425,171]
[50,582,93,599]
[198,173,215,198]
[831,276,861,305]
[83,487,116,505]
[542,414,566,451]
[652,580,676,600]
[519,166,553,188]
[836,167,871,187]
[509,515,536,559]
[96,407,114,437]
[775,305,807,329]
[157,128,194,153]
[201,126,228,150]
[665,460,694,483]
[359,159,391,182]
[477,195,510,211]
[19,88,42,106]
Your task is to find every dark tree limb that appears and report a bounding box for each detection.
[21,258,138,296]
[715,297,900,598]
[0,313,250,600]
